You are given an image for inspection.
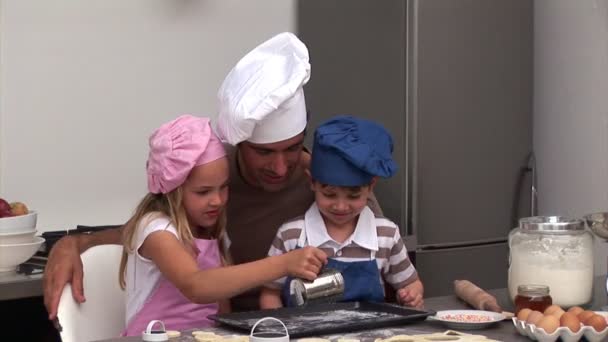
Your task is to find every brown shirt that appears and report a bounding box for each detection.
[225,145,314,311]
[224,145,383,311]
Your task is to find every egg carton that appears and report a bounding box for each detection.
[511,317,608,342]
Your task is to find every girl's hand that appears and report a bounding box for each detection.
[284,246,328,280]
[397,280,424,309]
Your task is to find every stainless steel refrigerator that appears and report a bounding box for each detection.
[298,0,534,296]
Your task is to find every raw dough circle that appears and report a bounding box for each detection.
[193,331,222,342]
[195,337,220,342]
[166,330,181,338]
[221,336,250,342]
[374,335,416,342]
[192,332,251,342]
[192,331,220,337]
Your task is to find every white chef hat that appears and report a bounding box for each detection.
[216,32,310,145]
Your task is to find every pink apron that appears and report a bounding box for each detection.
[122,238,221,336]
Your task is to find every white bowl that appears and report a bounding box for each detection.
[0,211,37,234]
[0,229,36,244]
[0,236,44,273]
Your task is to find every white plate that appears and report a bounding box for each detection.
[428,310,505,330]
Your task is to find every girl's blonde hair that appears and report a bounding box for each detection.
[119,186,231,289]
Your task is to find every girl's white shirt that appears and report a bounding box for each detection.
[123,213,232,325]
[124,214,178,325]
[125,213,231,325]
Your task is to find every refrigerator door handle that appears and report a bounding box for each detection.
[528,152,538,217]
[511,151,538,229]
[405,0,419,238]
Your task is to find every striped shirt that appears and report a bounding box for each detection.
[266,203,418,291]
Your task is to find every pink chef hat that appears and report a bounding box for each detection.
[146,115,226,194]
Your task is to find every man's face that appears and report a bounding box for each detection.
[237,133,305,192]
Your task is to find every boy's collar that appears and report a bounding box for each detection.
[304,203,379,251]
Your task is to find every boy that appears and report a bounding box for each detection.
[259,115,424,309]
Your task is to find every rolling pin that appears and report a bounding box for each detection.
[454,280,513,318]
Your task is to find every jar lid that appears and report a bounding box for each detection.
[518,284,550,296]
[519,216,584,231]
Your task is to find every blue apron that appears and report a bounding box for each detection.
[281,229,385,306]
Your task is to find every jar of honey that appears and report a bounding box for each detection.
[514,284,552,313]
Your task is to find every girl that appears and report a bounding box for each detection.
[120,115,326,336]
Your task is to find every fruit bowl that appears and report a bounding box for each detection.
[0,211,37,234]
[0,236,44,273]
[0,229,37,244]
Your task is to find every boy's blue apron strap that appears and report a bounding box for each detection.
[281,275,298,306]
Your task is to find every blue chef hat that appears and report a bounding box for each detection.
[311,115,397,186]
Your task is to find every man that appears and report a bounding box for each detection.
[43,32,383,318]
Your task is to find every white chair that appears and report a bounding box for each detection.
[57,244,126,342]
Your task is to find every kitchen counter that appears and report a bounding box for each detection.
[0,253,46,301]
[93,275,608,342]
[2,267,60,342]
[0,270,43,301]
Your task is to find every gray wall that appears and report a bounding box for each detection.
[0,1,296,231]
[534,0,608,275]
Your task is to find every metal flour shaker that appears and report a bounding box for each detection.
[289,268,345,306]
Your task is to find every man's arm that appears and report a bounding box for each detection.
[43,227,123,320]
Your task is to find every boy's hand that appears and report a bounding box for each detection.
[397,279,424,309]
[285,246,328,280]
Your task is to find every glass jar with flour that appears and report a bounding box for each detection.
[508,216,594,307]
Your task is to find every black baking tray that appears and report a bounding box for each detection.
[208,301,435,338]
